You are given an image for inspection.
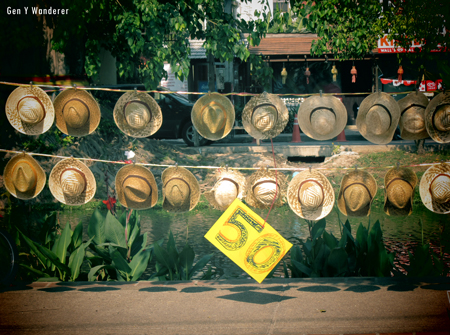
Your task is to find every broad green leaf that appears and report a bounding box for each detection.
[68,237,94,281]
[110,248,131,274]
[323,230,338,250]
[18,229,47,269]
[72,221,83,249]
[311,218,326,241]
[105,211,127,248]
[327,247,348,276]
[292,260,312,277]
[188,253,214,279]
[167,230,179,261]
[88,208,106,245]
[153,242,175,271]
[19,264,51,277]
[88,264,115,281]
[35,243,71,275]
[179,243,195,280]
[53,223,72,264]
[129,248,151,281]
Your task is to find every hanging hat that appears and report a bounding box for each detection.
[398,91,429,140]
[287,169,335,220]
[3,153,46,200]
[204,168,246,211]
[191,92,235,141]
[242,92,289,140]
[115,165,158,210]
[162,166,200,213]
[356,92,400,144]
[245,168,287,209]
[425,92,450,143]
[5,85,55,135]
[49,158,96,205]
[54,88,101,137]
[297,95,347,140]
[337,169,377,217]
[419,162,450,214]
[113,91,162,138]
[384,166,418,216]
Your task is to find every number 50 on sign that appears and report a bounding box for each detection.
[204,199,292,283]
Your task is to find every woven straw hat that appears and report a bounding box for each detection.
[54,88,101,137]
[115,165,158,210]
[3,153,46,200]
[113,91,162,138]
[338,169,377,217]
[297,95,347,140]
[398,91,429,140]
[242,92,289,140]
[287,169,335,221]
[162,166,200,213]
[245,168,287,209]
[384,166,418,216]
[191,93,235,141]
[204,168,246,211]
[425,92,450,143]
[356,92,400,144]
[419,162,450,214]
[49,158,96,205]
[6,86,55,135]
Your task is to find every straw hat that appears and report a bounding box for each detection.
[398,91,429,140]
[115,165,158,210]
[297,95,347,140]
[49,158,96,205]
[356,92,400,144]
[337,169,377,217]
[54,88,101,137]
[287,169,335,220]
[204,168,246,211]
[384,166,418,216]
[113,91,162,138]
[5,85,55,135]
[3,153,46,200]
[425,92,450,143]
[162,166,200,212]
[245,168,287,209]
[419,162,450,214]
[242,92,289,140]
[191,93,235,141]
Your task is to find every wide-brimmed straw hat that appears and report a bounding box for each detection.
[298,95,347,140]
[115,164,158,210]
[384,166,418,216]
[54,88,101,137]
[6,85,55,135]
[3,153,46,200]
[114,91,162,138]
[204,168,246,211]
[338,169,377,217]
[356,92,400,144]
[425,92,450,143]
[162,166,200,213]
[419,162,450,214]
[191,93,235,141]
[49,158,96,205]
[242,92,289,140]
[398,91,429,140]
[287,169,335,220]
[245,168,287,209]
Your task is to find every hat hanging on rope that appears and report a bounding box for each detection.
[191,92,235,141]
[54,88,101,137]
[3,152,46,200]
[245,167,287,209]
[419,162,450,214]
[424,92,450,143]
[6,85,55,135]
[397,91,430,140]
[162,166,200,213]
[384,165,418,216]
[114,90,162,138]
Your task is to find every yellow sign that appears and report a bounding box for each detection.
[204,198,292,283]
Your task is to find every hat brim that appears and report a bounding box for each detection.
[356,92,400,144]
[298,96,347,140]
[337,170,377,217]
[205,169,247,211]
[383,166,418,216]
[162,167,200,212]
[6,86,55,135]
[242,92,289,140]
[398,92,429,140]
[114,91,162,138]
[425,92,450,143]
[419,163,450,214]
[3,153,46,200]
[287,170,335,220]
[245,168,287,209]
[191,93,235,141]
[115,165,158,210]
[49,158,96,205]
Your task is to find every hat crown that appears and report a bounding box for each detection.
[18,96,45,124]
[253,180,279,206]
[387,179,412,209]
[402,107,425,134]
[63,99,90,129]
[214,179,238,208]
[124,101,151,130]
[344,184,371,212]
[430,174,450,204]
[310,108,336,136]
[165,178,191,207]
[12,161,37,193]
[298,180,324,211]
[433,104,450,132]
[60,169,86,197]
[201,102,226,134]
[366,105,391,135]
[252,103,278,132]
[123,175,152,203]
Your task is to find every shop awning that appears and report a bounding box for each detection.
[248,33,318,56]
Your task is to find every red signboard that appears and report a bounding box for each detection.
[377,35,447,53]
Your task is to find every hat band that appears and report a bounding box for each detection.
[123,100,152,123]
[400,104,426,116]
[123,174,153,197]
[63,98,91,126]
[251,103,279,123]
[370,104,392,125]
[219,177,239,194]
[385,177,413,191]
[17,95,46,122]
[252,180,278,193]
[343,182,373,201]
[164,177,191,193]
[309,107,336,121]
[60,168,87,194]
[297,179,324,207]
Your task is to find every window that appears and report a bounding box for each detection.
[273,0,289,13]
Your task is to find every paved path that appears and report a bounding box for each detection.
[1,277,450,334]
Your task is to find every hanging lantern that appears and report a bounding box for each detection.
[351,65,357,83]
[305,67,311,85]
[281,63,288,84]
[398,65,404,81]
[331,64,338,82]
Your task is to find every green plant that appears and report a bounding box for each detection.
[331,142,341,156]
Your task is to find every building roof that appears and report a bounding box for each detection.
[248,33,318,56]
